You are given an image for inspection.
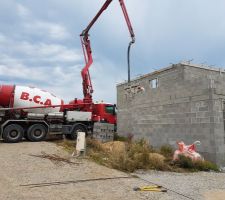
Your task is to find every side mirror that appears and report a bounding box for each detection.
[113,104,117,115]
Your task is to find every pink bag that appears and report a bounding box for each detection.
[173,141,204,161]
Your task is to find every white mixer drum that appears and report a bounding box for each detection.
[13,86,63,114]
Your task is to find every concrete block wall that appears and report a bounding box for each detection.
[117,63,225,166]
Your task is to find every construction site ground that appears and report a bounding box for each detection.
[0,141,224,200]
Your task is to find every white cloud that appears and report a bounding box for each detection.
[0,55,83,101]
[18,42,81,62]
[24,20,71,40]
[0,35,82,63]
[89,60,126,103]
[0,54,45,82]
[15,2,71,41]
[0,35,84,101]
[0,33,6,42]
[17,4,31,18]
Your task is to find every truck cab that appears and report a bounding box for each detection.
[92,103,116,125]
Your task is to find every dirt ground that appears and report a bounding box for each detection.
[0,140,224,200]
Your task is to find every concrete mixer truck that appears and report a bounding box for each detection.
[0,0,135,143]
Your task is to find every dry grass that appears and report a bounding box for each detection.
[160,145,174,158]
[56,138,218,173]
[86,138,171,172]
[29,151,81,166]
[56,139,76,153]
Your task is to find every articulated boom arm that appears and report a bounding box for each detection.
[80,0,135,102]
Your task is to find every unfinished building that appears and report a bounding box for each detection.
[117,63,225,166]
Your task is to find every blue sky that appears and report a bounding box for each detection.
[0,0,225,103]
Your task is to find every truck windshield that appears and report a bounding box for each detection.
[105,105,114,115]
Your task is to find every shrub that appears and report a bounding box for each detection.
[175,155,219,172]
[193,160,219,172]
[88,150,107,165]
[114,133,128,142]
[86,138,104,152]
[160,145,174,158]
[149,153,171,171]
[175,155,194,169]
[127,133,134,143]
[109,153,137,172]
[108,139,152,172]
[104,139,171,172]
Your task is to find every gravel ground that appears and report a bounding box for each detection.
[0,141,224,200]
[135,170,225,200]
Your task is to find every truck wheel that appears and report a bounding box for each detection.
[27,124,47,142]
[70,124,87,140]
[3,124,24,143]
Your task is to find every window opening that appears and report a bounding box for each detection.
[149,78,158,88]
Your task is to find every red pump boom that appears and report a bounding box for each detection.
[80,0,135,103]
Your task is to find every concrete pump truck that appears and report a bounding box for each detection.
[0,0,135,143]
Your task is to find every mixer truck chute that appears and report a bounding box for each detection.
[0,0,134,143]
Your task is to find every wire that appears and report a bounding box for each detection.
[20,176,133,188]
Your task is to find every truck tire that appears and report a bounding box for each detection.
[70,124,87,140]
[26,124,47,142]
[3,124,24,143]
